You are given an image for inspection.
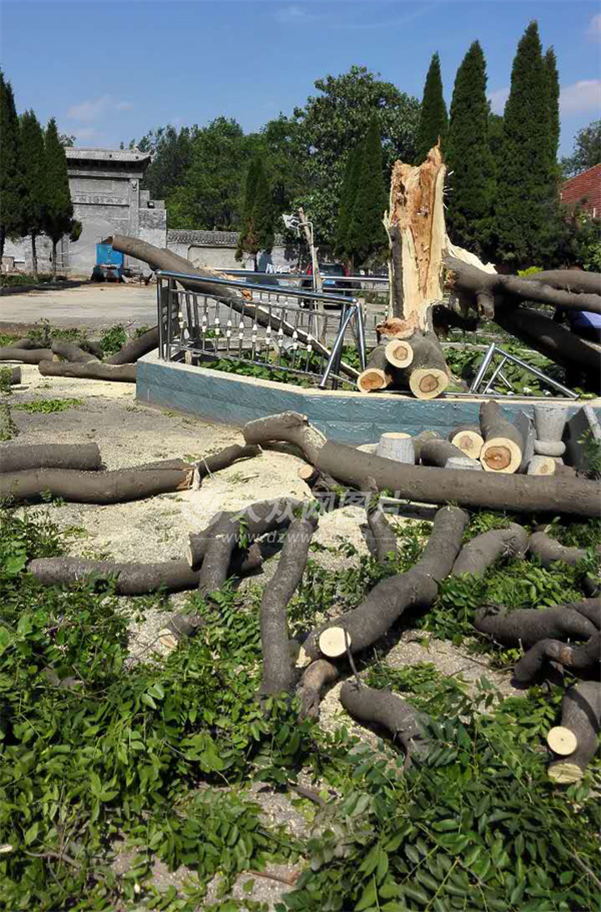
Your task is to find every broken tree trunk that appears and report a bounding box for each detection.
[547,680,601,783]
[315,439,600,518]
[243,412,327,465]
[0,460,194,504]
[340,681,430,761]
[513,630,600,684]
[303,506,468,659]
[38,360,136,383]
[356,345,394,393]
[50,340,98,363]
[474,601,598,647]
[479,400,524,474]
[452,523,529,576]
[297,659,339,721]
[0,347,53,364]
[259,515,317,696]
[107,326,159,364]
[0,442,102,473]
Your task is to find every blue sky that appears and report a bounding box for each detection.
[1,0,600,156]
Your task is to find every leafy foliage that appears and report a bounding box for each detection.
[43,118,76,274]
[0,70,23,255]
[236,157,274,263]
[415,52,448,163]
[561,119,601,177]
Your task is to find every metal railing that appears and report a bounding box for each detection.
[470,342,578,399]
[156,270,367,389]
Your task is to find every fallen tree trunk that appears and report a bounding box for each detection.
[297,659,339,720]
[195,443,260,480]
[547,681,601,784]
[572,598,601,628]
[50,340,98,363]
[452,523,529,576]
[340,681,430,760]
[479,399,523,474]
[303,506,468,660]
[243,412,327,465]
[0,460,194,504]
[0,442,102,473]
[474,601,597,647]
[315,439,600,518]
[525,270,601,296]
[107,326,159,364]
[259,515,317,696]
[10,338,38,350]
[27,549,263,595]
[38,360,136,382]
[513,630,600,684]
[0,347,53,363]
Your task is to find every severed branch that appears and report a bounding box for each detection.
[474,601,598,647]
[513,630,600,684]
[364,477,398,563]
[546,680,601,784]
[297,659,339,721]
[107,326,159,364]
[452,524,529,577]
[38,360,136,383]
[0,443,102,473]
[340,681,431,763]
[243,412,327,465]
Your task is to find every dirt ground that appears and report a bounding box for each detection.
[6,364,521,909]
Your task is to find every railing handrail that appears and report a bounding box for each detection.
[156,269,358,306]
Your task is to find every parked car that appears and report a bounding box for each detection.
[300,263,359,307]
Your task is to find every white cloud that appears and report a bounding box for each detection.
[72,126,101,141]
[560,79,601,115]
[67,95,133,122]
[488,87,509,115]
[587,13,601,40]
[274,5,312,24]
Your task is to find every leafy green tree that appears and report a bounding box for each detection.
[236,157,274,268]
[334,143,364,260]
[415,52,448,163]
[561,120,601,176]
[0,71,23,258]
[345,118,388,268]
[543,47,560,165]
[494,22,560,267]
[446,42,495,258]
[19,110,46,277]
[44,118,75,277]
[138,124,197,200]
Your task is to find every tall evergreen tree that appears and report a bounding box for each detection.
[544,47,560,164]
[334,143,363,260]
[346,117,388,267]
[0,72,23,258]
[494,22,559,266]
[44,118,74,277]
[19,110,46,277]
[236,156,273,268]
[446,42,496,258]
[415,53,448,163]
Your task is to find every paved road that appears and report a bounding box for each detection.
[0,283,157,330]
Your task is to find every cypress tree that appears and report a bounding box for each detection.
[44,118,74,277]
[494,22,558,266]
[0,72,23,258]
[335,143,363,261]
[19,110,46,278]
[543,47,560,165]
[415,53,448,163]
[346,117,388,268]
[236,156,273,268]
[446,41,496,258]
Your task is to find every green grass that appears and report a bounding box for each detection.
[13,398,84,414]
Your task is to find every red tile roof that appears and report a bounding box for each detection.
[560,164,601,217]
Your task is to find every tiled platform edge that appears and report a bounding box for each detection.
[137,352,599,445]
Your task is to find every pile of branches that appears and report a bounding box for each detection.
[0,330,160,382]
[24,409,601,783]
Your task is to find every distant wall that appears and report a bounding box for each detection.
[167,229,298,274]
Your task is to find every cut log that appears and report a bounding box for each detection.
[38,360,136,382]
[297,659,339,720]
[315,439,600,518]
[384,337,413,369]
[297,464,341,509]
[410,430,440,463]
[243,412,326,465]
[340,681,430,760]
[376,433,414,464]
[479,400,523,474]
[452,524,529,576]
[10,338,38,350]
[27,548,263,595]
[527,455,556,476]
[529,531,600,567]
[0,442,102,473]
[0,347,53,364]
[398,332,449,400]
[259,515,317,696]
[303,506,468,660]
[513,631,600,684]
[571,598,601,629]
[357,345,394,393]
[195,443,260,479]
[547,681,601,783]
[419,437,478,469]
[474,601,597,647]
[0,460,194,504]
[50,340,98,363]
[1,366,21,386]
[448,425,484,460]
[107,326,159,364]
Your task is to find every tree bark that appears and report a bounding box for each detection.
[259,515,317,696]
[50,340,98,363]
[2,366,21,386]
[364,478,398,563]
[418,437,476,468]
[547,681,601,783]
[0,442,102,473]
[513,631,600,684]
[479,399,524,474]
[0,348,53,363]
[195,443,260,479]
[452,524,529,576]
[356,345,395,393]
[38,360,136,382]
[397,332,449,400]
[474,601,597,647]
[107,326,159,364]
[529,531,600,567]
[340,681,430,760]
[526,270,601,296]
[297,659,339,721]
[243,412,327,465]
[315,439,600,518]
[448,425,484,460]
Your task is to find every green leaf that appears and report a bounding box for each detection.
[355,877,377,911]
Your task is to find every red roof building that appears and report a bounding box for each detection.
[560,164,601,218]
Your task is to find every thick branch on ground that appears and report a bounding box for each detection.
[297,660,339,721]
[525,270,601,297]
[0,460,194,504]
[303,506,468,660]
[243,412,327,465]
[418,437,477,468]
[297,464,341,507]
[452,524,529,576]
[479,400,523,474]
[474,601,597,647]
[315,440,600,518]
[513,631,600,684]
[0,347,53,363]
[38,360,136,383]
[195,443,260,480]
[364,478,398,563]
[2,366,21,386]
[259,515,318,696]
[107,326,159,364]
[529,531,600,567]
[395,332,449,400]
[547,681,601,784]
[340,681,430,761]
[27,549,263,595]
[357,345,394,393]
[448,425,484,460]
[50,340,98,363]
[0,443,102,473]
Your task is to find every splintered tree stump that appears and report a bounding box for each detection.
[0,442,102,473]
[357,346,394,393]
[50,340,99,363]
[364,477,399,563]
[452,524,529,577]
[479,400,523,473]
[340,681,430,760]
[376,433,415,464]
[533,405,567,459]
[107,326,159,364]
[547,681,601,784]
[474,601,597,647]
[448,425,484,460]
[39,360,136,383]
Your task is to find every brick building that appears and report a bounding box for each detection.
[560,164,601,218]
